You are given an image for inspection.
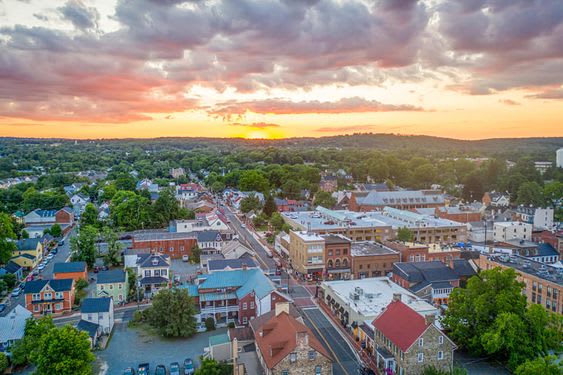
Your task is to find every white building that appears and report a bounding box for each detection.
[321,277,438,329]
[534,161,553,175]
[79,297,115,335]
[0,305,32,353]
[514,206,554,230]
[557,148,563,168]
[493,221,533,242]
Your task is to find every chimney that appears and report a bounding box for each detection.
[275,302,290,316]
[392,293,402,302]
[425,314,436,326]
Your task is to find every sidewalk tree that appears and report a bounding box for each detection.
[189,244,201,264]
[70,225,98,268]
[49,223,63,238]
[145,288,197,337]
[126,267,137,302]
[0,212,17,264]
[240,194,261,213]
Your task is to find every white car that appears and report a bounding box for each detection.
[182,255,189,262]
[37,263,46,271]
[46,253,55,260]
[241,224,247,229]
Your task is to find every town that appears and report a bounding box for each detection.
[0,138,562,375]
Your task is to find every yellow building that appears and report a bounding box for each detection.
[289,231,325,278]
[12,238,43,269]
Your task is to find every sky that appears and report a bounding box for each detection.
[0,0,562,140]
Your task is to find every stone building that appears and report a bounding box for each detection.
[372,296,456,375]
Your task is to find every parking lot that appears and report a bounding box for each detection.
[95,323,226,374]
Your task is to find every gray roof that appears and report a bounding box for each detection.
[208,258,258,271]
[197,230,222,242]
[97,269,126,284]
[76,319,99,339]
[0,305,32,344]
[133,231,197,242]
[452,259,477,277]
[393,261,459,284]
[351,241,397,257]
[357,190,445,207]
[137,254,170,268]
[15,238,41,251]
[81,297,112,313]
[53,261,87,274]
[140,276,168,285]
[536,244,559,257]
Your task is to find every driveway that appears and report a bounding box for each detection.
[95,323,227,374]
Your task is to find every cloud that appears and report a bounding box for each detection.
[527,88,563,99]
[498,99,520,106]
[315,125,378,133]
[209,97,424,120]
[58,0,100,31]
[229,122,280,129]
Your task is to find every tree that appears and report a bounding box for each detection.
[240,194,262,213]
[543,181,563,206]
[152,187,182,227]
[270,212,285,231]
[515,356,563,375]
[263,194,277,217]
[210,181,226,193]
[126,267,137,302]
[516,182,544,206]
[205,317,216,331]
[115,174,136,191]
[10,316,56,366]
[33,325,94,375]
[462,173,484,202]
[0,352,8,374]
[110,191,151,230]
[238,170,270,193]
[421,366,467,375]
[194,357,232,375]
[397,227,413,242]
[0,212,17,264]
[70,225,98,268]
[50,223,63,238]
[189,244,201,264]
[313,191,336,209]
[80,203,99,227]
[1,273,17,288]
[102,227,122,266]
[145,288,197,337]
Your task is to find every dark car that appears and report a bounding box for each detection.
[51,248,58,254]
[170,362,180,375]
[138,363,149,375]
[123,368,135,375]
[183,358,195,375]
[58,240,64,246]
[155,365,167,375]
[0,303,6,313]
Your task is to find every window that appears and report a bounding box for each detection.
[44,292,52,300]
[417,353,424,363]
[290,352,297,363]
[154,269,160,276]
[118,284,122,289]
[180,246,185,251]
[34,305,39,312]
[242,302,247,310]
[328,250,333,256]
[144,270,151,277]
[308,350,316,360]
[336,249,340,256]
[315,365,322,374]
[109,284,113,290]
[438,351,444,360]
[118,294,123,301]
[250,301,255,309]
[282,371,289,375]
[161,269,167,276]
[343,249,348,255]
[418,338,424,347]
[88,313,93,320]
[438,335,444,344]
[242,317,247,324]
[32,293,41,301]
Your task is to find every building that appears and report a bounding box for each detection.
[514,206,554,230]
[320,277,438,329]
[80,297,115,334]
[170,215,232,239]
[557,147,563,168]
[131,231,197,259]
[371,298,456,375]
[207,333,232,361]
[289,231,326,279]
[0,305,32,353]
[534,161,553,175]
[430,206,481,223]
[207,258,259,274]
[493,221,533,242]
[53,261,88,282]
[0,261,23,281]
[23,208,74,226]
[197,230,223,250]
[474,254,563,314]
[349,190,445,212]
[323,234,352,280]
[384,242,463,264]
[251,303,333,375]
[96,269,128,304]
[137,253,171,298]
[176,183,202,202]
[194,268,287,327]
[24,223,71,239]
[23,278,75,315]
[466,221,494,243]
[76,319,101,349]
[350,242,400,279]
[482,191,510,207]
[392,261,476,305]
[169,167,186,178]
[319,175,338,193]
[12,238,43,269]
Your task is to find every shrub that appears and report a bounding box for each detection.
[205,317,216,331]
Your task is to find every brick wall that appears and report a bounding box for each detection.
[238,292,256,325]
[132,237,197,259]
[352,253,399,279]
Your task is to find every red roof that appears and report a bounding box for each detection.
[372,300,429,352]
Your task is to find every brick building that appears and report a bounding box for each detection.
[131,232,197,259]
[23,278,75,315]
[323,234,352,280]
[350,242,400,279]
[433,206,481,223]
[384,242,463,264]
[53,261,88,282]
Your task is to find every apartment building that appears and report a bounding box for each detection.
[350,242,400,279]
[131,232,197,259]
[349,190,446,212]
[324,234,352,280]
[23,279,75,315]
[493,221,533,242]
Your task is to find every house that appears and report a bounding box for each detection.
[527,243,560,264]
[53,261,88,282]
[514,206,554,230]
[251,302,333,375]
[466,221,494,243]
[350,241,400,280]
[23,208,74,226]
[96,269,128,304]
[131,231,197,259]
[0,261,23,281]
[12,238,43,269]
[80,297,115,334]
[136,178,153,191]
[70,193,90,207]
[0,305,32,353]
[137,253,171,298]
[207,333,231,362]
[76,319,101,349]
[64,182,86,196]
[23,278,75,315]
[371,297,456,375]
[319,175,338,193]
[169,167,185,179]
[197,230,223,250]
[220,240,255,259]
[207,258,259,274]
[431,206,481,223]
[493,221,533,242]
[482,191,510,207]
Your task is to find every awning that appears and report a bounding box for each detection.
[376,346,395,360]
[327,268,351,274]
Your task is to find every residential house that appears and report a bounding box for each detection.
[64,182,86,196]
[137,253,171,298]
[207,258,259,274]
[136,178,153,191]
[0,261,23,281]
[514,206,554,230]
[23,208,74,226]
[80,297,115,334]
[431,206,481,223]
[197,230,223,250]
[466,221,494,244]
[169,167,186,179]
[23,278,75,315]
[251,302,333,375]
[70,193,90,207]
[219,240,255,259]
[372,297,456,375]
[53,261,88,282]
[493,221,533,242]
[319,175,338,193]
[12,238,43,269]
[482,191,510,207]
[76,319,101,349]
[207,333,231,362]
[0,305,32,353]
[97,269,128,304]
[131,231,197,259]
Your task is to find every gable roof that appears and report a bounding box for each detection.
[207,258,258,272]
[199,268,274,299]
[536,243,559,257]
[24,278,73,294]
[0,305,32,343]
[393,261,459,283]
[451,259,477,277]
[253,311,332,369]
[53,261,87,274]
[14,253,37,260]
[3,261,22,274]
[137,253,170,268]
[15,238,41,251]
[373,300,429,352]
[76,319,99,339]
[97,269,126,284]
[81,297,112,313]
[197,230,222,243]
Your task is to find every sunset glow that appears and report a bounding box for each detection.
[1,0,562,140]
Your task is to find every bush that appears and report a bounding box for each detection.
[205,317,215,331]
[227,322,235,329]
[0,352,8,373]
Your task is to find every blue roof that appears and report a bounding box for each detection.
[97,269,126,284]
[24,279,73,294]
[15,238,41,251]
[537,243,559,257]
[197,230,222,242]
[33,209,57,218]
[76,319,99,339]
[81,297,112,313]
[53,261,87,274]
[199,269,274,299]
[208,258,257,271]
[179,284,199,297]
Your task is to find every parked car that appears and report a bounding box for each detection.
[182,255,189,262]
[170,362,180,375]
[58,240,64,246]
[241,224,246,229]
[155,365,166,375]
[137,363,149,375]
[123,368,135,375]
[11,287,22,297]
[183,358,195,375]
[51,248,58,254]
[46,253,55,260]
[32,269,39,276]
[0,303,6,313]
[37,263,45,271]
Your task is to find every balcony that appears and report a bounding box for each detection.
[200,305,239,315]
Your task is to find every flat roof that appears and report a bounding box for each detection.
[292,231,325,242]
[322,277,437,318]
[484,254,563,286]
[133,231,197,241]
[351,242,397,257]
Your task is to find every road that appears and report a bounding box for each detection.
[0,227,76,317]
[53,303,150,327]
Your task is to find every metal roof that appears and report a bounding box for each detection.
[96,269,126,284]
[81,297,112,313]
[53,261,87,274]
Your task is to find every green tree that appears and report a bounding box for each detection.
[515,356,563,375]
[10,316,56,366]
[145,288,197,337]
[189,244,201,264]
[516,182,544,206]
[543,181,563,206]
[126,267,137,302]
[0,212,17,264]
[240,194,262,213]
[270,212,285,231]
[238,170,269,193]
[70,225,98,268]
[313,191,336,209]
[102,227,122,266]
[50,223,63,238]
[115,174,136,191]
[1,273,17,288]
[152,187,182,227]
[0,352,8,373]
[194,357,232,375]
[397,227,413,242]
[421,366,468,375]
[33,325,94,375]
[210,181,226,193]
[462,173,484,202]
[263,194,277,217]
[205,317,216,331]
[110,191,151,230]
[81,203,99,227]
